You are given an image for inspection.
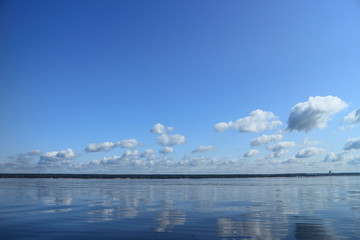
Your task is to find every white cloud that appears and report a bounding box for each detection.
[159,147,174,154]
[215,109,282,133]
[85,139,140,152]
[39,148,75,167]
[40,148,75,161]
[343,137,360,151]
[295,147,326,159]
[288,96,347,132]
[250,133,283,146]
[116,139,140,148]
[267,141,295,158]
[157,134,185,146]
[85,142,116,152]
[98,150,142,166]
[150,123,173,135]
[244,149,260,158]
[191,145,218,154]
[343,109,360,127]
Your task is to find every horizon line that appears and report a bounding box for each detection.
[1,172,360,179]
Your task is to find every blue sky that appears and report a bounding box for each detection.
[1,0,360,173]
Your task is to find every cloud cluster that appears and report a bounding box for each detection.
[5,149,41,169]
[295,147,326,159]
[250,133,283,146]
[323,151,349,163]
[140,149,156,161]
[288,96,347,132]
[191,145,218,154]
[38,148,75,167]
[85,139,140,152]
[214,109,282,133]
[151,123,185,148]
[267,141,295,158]
[95,150,142,167]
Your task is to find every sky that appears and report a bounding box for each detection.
[1,0,360,174]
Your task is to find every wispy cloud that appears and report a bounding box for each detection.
[343,108,360,128]
[343,137,360,151]
[191,145,218,154]
[244,149,260,158]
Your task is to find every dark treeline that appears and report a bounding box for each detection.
[1,172,360,179]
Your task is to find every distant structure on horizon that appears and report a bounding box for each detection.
[329,170,332,174]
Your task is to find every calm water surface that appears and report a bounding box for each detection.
[1,176,360,239]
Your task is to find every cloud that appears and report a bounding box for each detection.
[28,150,41,156]
[140,149,155,160]
[323,151,349,163]
[151,123,186,149]
[214,109,282,133]
[150,123,173,135]
[85,142,116,152]
[250,133,283,146]
[179,155,208,166]
[300,137,322,146]
[282,157,302,165]
[287,96,347,132]
[267,141,295,158]
[295,147,326,159]
[267,141,296,152]
[159,147,174,154]
[116,139,140,148]
[244,149,260,158]
[343,137,360,151]
[85,139,140,152]
[323,151,360,164]
[157,134,185,146]
[39,148,75,167]
[97,150,142,166]
[40,148,75,161]
[343,109,360,127]
[191,145,218,154]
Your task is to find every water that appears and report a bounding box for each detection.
[1,176,360,239]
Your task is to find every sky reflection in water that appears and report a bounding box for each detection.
[1,177,360,239]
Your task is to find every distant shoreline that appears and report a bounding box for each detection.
[1,172,360,179]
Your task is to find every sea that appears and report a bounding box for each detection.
[1,176,360,239]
